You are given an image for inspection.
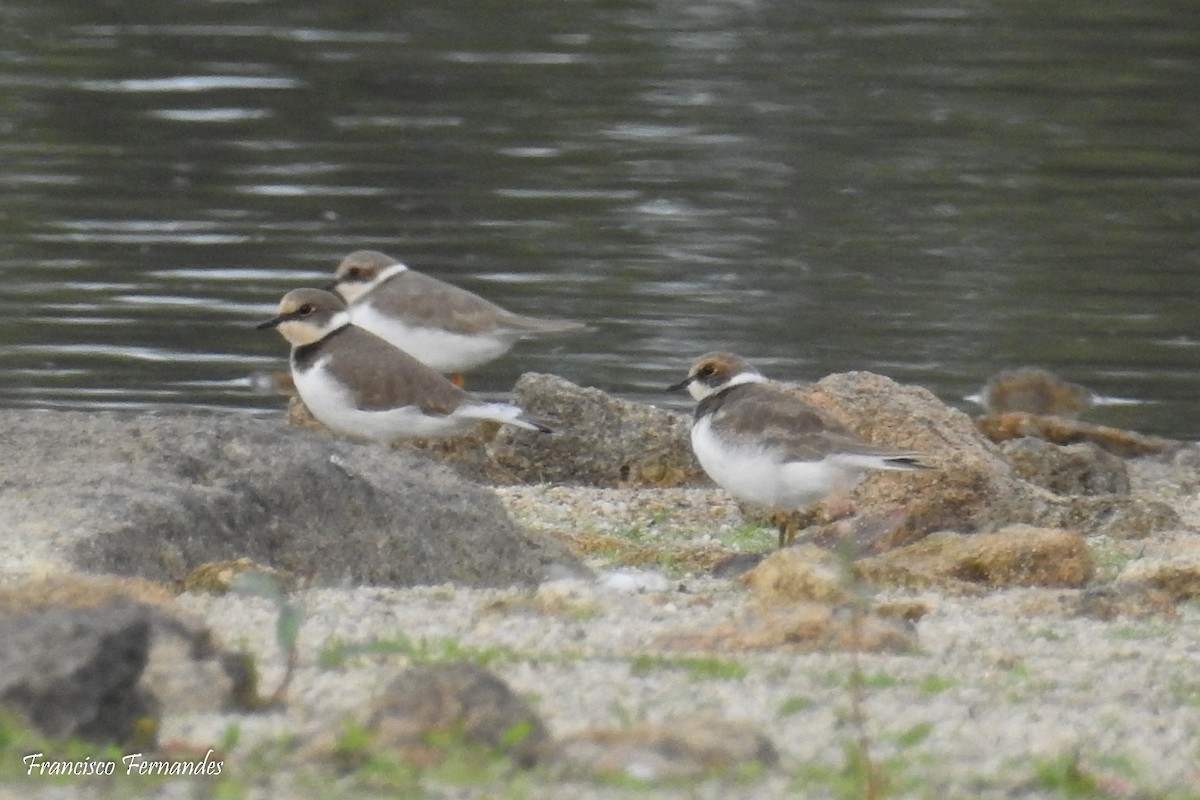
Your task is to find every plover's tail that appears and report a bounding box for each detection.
[831,451,934,472]
[505,313,591,337]
[462,402,554,433]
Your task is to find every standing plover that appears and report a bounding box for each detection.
[257,288,551,441]
[326,250,585,379]
[669,352,930,547]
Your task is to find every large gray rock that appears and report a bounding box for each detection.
[0,605,157,744]
[0,410,581,587]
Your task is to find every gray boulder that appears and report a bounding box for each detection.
[0,409,581,587]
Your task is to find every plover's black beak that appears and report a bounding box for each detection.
[255,315,284,331]
[666,375,694,392]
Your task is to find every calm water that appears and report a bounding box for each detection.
[2,0,1198,437]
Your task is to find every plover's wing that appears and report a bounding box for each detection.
[373,269,584,337]
[709,385,928,469]
[324,327,467,415]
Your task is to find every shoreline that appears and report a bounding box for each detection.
[2,402,1199,798]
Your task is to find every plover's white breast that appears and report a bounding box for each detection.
[691,415,842,510]
[349,302,513,373]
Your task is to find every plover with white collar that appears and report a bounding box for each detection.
[669,352,931,547]
[326,249,586,380]
[257,288,551,441]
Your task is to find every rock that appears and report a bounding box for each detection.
[557,715,777,781]
[964,585,1178,621]
[0,605,158,744]
[1092,499,1182,540]
[1043,496,1181,540]
[597,569,674,593]
[793,508,925,557]
[1000,438,1130,496]
[738,545,853,604]
[778,371,1031,545]
[977,367,1095,417]
[710,552,768,579]
[365,663,551,767]
[180,559,297,594]
[0,575,253,714]
[489,373,704,487]
[976,412,1179,457]
[661,602,919,654]
[1116,556,1200,601]
[0,576,254,716]
[856,526,1094,591]
[1069,584,1179,620]
[0,409,582,588]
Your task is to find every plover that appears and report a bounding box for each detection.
[326,249,586,379]
[257,288,552,441]
[669,352,930,547]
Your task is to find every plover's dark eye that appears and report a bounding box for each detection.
[698,364,715,377]
[298,303,314,315]
[346,267,361,279]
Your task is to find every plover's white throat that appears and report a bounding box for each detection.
[326,249,586,377]
[668,352,931,547]
[257,288,552,441]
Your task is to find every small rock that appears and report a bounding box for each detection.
[977,368,1095,417]
[738,545,853,604]
[366,663,551,768]
[988,586,1178,620]
[1046,496,1182,540]
[1000,438,1130,496]
[874,599,933,622]
[795,508,921,557]
[856,526,1094,591]
[0,605,158,744]
[0,576,254,717]
[181,558,296,593]
[558,715,777,781]
[1092,500,1182,540]
[976,412,1179,458]
[1116,556,1200,601]
[710,552,768,579]
[1070,584,1179,620]
[490,373,704,487]
[598,569,674,594]
[661,602,919,653]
